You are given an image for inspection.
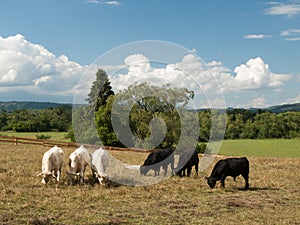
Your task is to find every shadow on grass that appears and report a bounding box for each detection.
[236,186,280,191]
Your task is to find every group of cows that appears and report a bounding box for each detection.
[38,145,250,190]
[37,145,109,185]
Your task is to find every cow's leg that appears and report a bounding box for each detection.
[80,169,85,184]
[163,165,168,176]
[56,170,60,182]
[186,166,192,177]
[154,168,159,176]
[242,173,249,190]
[170,160,175,175]
[220,174,227,188]
[195,163,198,176]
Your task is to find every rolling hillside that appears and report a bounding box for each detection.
[0,101,299,113]
[0,101,72,112]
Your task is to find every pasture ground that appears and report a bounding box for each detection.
[0,143,299,225]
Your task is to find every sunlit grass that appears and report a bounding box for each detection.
[219,139,300,158]
[0,131,69,142]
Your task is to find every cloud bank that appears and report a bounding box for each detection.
[0,34,89,102]
[0,34,294,107]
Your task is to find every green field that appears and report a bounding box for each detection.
[0,131,69,142]
[1,131,299,158]
[0,142,300,224]
[219,139,300,158]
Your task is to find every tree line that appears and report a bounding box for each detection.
[225,109,300,139]
[0,106,72,132]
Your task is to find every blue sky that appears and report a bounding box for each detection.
[0,0,299,108]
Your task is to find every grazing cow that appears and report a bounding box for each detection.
[91,147,109,185]
[37,146,64,185]
[176,150,199,177]
[206,157,249,190]
[140,147,175,176]
[67,145,92,184]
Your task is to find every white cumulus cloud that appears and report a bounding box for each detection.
[0,34,89,102]
[233,57,290,89]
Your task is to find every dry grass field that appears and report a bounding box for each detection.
[0,143,299,225]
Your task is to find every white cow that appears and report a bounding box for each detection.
[91,147,109,185]
[37,146,64,185]
[67,145,92,184]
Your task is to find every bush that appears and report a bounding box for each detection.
[36,134,51,140]
[196,143,207,154]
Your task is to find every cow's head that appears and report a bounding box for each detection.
[37,172,56,185]
[140,165,150,176]
[206,177,217,189]
[66,171,82,184]
[94,172,108,185]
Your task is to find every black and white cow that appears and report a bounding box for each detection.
[140,147,175,176]
[176,150,199,177]
[206,157,249,190]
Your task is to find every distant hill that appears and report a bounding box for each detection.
[0,101,72,112]
[0,101,299,113]
[264,103,300,113]
[246,103,300,114]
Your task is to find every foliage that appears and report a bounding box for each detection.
[225,111,300,139]
[86,68,114,112]
[35,134,51,140]
[99,82,195,148]
[69,69,115,145]
[95,95,124,147]
[0,106,72,132]
[195,142,207,154]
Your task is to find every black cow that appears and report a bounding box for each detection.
[140,147,175,176]
[206,157,249,190]
[176,150,199,177]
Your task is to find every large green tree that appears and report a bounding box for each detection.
[86,69,114,112]
[105,82,195,148]
[71,68,115,145]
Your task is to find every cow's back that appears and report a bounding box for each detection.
[42,146,64,172]
[69,145,91,171]
[92,148,109,175]
[142,148,173,165]
[227,157,249,176]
